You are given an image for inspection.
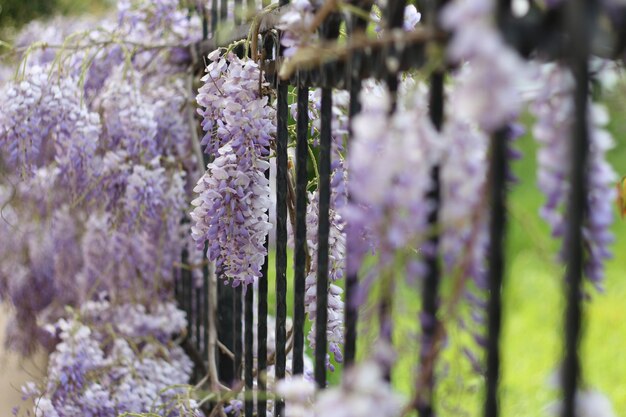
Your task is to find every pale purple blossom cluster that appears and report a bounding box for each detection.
[441,0,526,132]
[277,0,316,58]
[277,360,405,417]
[0,66,100,195]
[191,51,274,286]
[304,190,346,368]
[20,300,198,417]
[1,2,203,415]
[344,82,440,278]
[371,4,422,32]
[530,64,617,288]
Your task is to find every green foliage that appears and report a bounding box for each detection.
[0,0,110,30]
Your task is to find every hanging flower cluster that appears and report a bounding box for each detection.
[19,299,198,417]
[530,64,617,289]
[441,0,526,132]
[1,2,202,415]
[345,81,440,278]
[277,360,405,417]
[191,51,274,286]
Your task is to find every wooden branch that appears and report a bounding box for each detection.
[194,6,285,65]
[278,27,444,79]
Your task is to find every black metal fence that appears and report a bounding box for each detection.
[175,1,626,417]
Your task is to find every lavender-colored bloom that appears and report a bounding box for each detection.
[403,5,422,31]
[192,52,274,286]
[0,68,99,197]
[24,300,197,417]
[441,0,527,132]
[98,66,160,162]
[191,147,271,286]
[196,52,274,158]
[278,360,405,417]
[304,189,346,367]
[0,66,57,173]
[344,82,440,277]
[530,64,617,288]
[277,0,316,57]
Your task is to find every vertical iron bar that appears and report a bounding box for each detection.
[182,250,191,337]
[344,0,372,368]
[377,0,406,383]
[235,0,242,24]
[211,0,218,36]
[484,27,513,417]
[274,113,288,411]
[247,0,255,21]
[274,13,289,409]
[203,247,210,370]
[201,3,209,40]
[562,0,590,415]
[218,281,236,386]
[174,265,181,305]
[220,0,227,21]
[315,87,332,389]
[293,78,309,376]
[196,281,203,353]
[234,286,243,382]
[257,235,269,417]
[417,69,444,417]
[245,285,254,417]
[182,249,195,381]
[484,129,509,417]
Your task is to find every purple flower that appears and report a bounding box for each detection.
[192,52,274,286]
[530,64,617,289]
[191,146,272,286]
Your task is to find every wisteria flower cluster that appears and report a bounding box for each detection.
[441,0,526,132]
[530,64,617,288]
[191,51,274,286]
[1,1,204,415]
[19,299,198,417]
[276,360,405,417]
[345,81,440,278]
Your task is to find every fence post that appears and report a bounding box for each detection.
[292,74,309,376]
[275,0,291,411]
[562,0,592,415]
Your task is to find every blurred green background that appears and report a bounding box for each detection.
[0,0,110,31]
[268,84,626,417]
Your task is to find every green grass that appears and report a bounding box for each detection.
[271,87,626,416]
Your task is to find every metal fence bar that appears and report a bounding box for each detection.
[211,0,218,36]
[220,0,227,21]
[234,286,243,382]
[245,285,254,417]
[203,250,210,374]
[218,281,236,385]
[378,0,407,383]
[235,0,242,24]
[275,4,290,409]
[562,0,591,415]
[484,128,509,417]
[417,68,444,417]
[257,233,269,417]
[196,282,203,354]
[314,86,332,389]
[344,0,372,369]
[292,77,309,376]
